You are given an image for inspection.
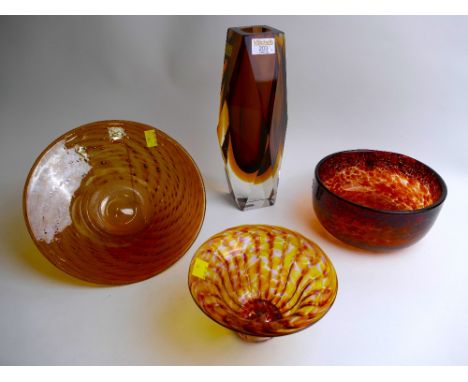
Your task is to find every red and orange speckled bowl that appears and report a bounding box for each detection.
[313,150,447,251]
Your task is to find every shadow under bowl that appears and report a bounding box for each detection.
[188,225,338,342]
[23,120,206,285]
[312,149,447,251]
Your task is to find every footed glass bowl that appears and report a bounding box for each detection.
[313,149,447,250]
[23,120,206,284]
[188,225,338,341]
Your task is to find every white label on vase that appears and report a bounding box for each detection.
[252,38,275,55]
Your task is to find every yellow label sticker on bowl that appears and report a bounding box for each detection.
[192,258,209,280]
[144,130,158,147]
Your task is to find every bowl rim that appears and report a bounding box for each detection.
[187,224,339,338]
[314,149,448,216]
[23,119,207,285]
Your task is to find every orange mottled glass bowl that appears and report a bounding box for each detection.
[23,120,206,285]
[313,150,447,251]
[188,225,338,341]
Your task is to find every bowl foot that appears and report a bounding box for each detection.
[236,332,272,342]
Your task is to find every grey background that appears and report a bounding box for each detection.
[0,16,467,365]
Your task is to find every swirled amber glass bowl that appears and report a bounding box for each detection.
[313,149,447,250]
[188,225,338,341]
[23,120,206,285]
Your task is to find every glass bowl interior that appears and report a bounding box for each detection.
[316,150,447,213]
[188,225,338,338]
[24,120,206,285]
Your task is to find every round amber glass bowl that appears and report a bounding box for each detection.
[313,149,447,251]
[188,225,338,341]
[23,120,206,284]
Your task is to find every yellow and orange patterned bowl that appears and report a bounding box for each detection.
[24,120,206,285]
[188,225,338,341]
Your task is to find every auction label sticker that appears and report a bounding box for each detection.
[252,38,275,55]
[144,130,158,147]
[192,258,209,280]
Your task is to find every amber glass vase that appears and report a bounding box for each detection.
[23,120,206,285]
[217,25,287,210]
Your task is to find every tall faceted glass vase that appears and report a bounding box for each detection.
[217,25,288,210]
